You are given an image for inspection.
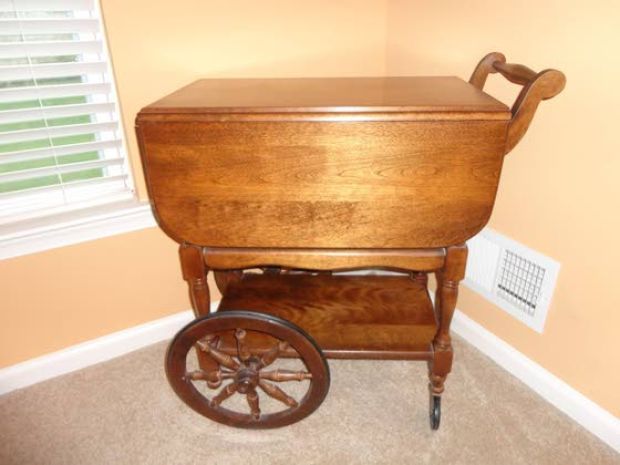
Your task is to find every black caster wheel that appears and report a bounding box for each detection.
[429,387,441,430]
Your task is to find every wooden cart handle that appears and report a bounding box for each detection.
[469,52,566,154]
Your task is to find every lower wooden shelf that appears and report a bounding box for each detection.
[216,273,437,360]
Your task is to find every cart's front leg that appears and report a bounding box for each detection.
[428,243,467,428]
[179,243,219,373]
[180,243,211,316]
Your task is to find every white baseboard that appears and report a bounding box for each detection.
[1,304,617,453]
[0,307,209,396]
[452,310,620,453]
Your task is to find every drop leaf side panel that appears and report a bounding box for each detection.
[138,119,507,249]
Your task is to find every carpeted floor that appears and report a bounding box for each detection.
[0,336,617,465]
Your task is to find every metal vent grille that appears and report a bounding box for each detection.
[497,250,545,316]
[465,229,560,333]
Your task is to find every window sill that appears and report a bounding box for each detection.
[0,200,157,260]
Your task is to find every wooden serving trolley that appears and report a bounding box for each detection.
[136,53,565,429]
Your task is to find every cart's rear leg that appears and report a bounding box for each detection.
[428,244,467,430]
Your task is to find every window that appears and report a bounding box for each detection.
[0,0,135,223]
[0,0,149,258]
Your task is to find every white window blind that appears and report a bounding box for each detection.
[0,0,134,225]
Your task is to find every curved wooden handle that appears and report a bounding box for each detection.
[469,52,566,154]
[493,62,537,86]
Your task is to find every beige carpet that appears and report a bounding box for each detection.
[0,336,617,465]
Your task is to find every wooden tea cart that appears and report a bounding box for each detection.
[136,52,565,429]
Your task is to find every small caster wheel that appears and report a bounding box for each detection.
[166,310,330,429]
[429,387,441,430]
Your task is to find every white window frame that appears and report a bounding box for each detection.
[0,0,155,260]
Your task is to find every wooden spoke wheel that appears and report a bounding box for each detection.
[166,311,330,428]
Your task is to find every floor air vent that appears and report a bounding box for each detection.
[465,229,560,333]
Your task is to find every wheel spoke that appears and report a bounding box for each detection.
[258,380,298,408]
[246,389,261,419]
[210,382,238,407]
[259,340,289,368]
[259,369,312,382]
[235,328,252,362]
[197,338,240,370]
[184,369,221,383]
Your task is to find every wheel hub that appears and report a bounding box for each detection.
[235,367,259,393]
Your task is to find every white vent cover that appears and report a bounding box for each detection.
[465,228,560,333]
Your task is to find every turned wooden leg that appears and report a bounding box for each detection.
[179,243,210,316]
[429,244,467,396]
[179,244,217,372]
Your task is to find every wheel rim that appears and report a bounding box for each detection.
[166,311,330,428]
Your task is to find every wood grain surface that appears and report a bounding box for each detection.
[203,247,445,272]
[216,273,436,360]
[138,119,507,248]
[139,76,508,116]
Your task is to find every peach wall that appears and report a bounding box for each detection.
[0,228,189,365]
[386,0,620,415]
[0,0,388,367]
[101,0,388,199]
